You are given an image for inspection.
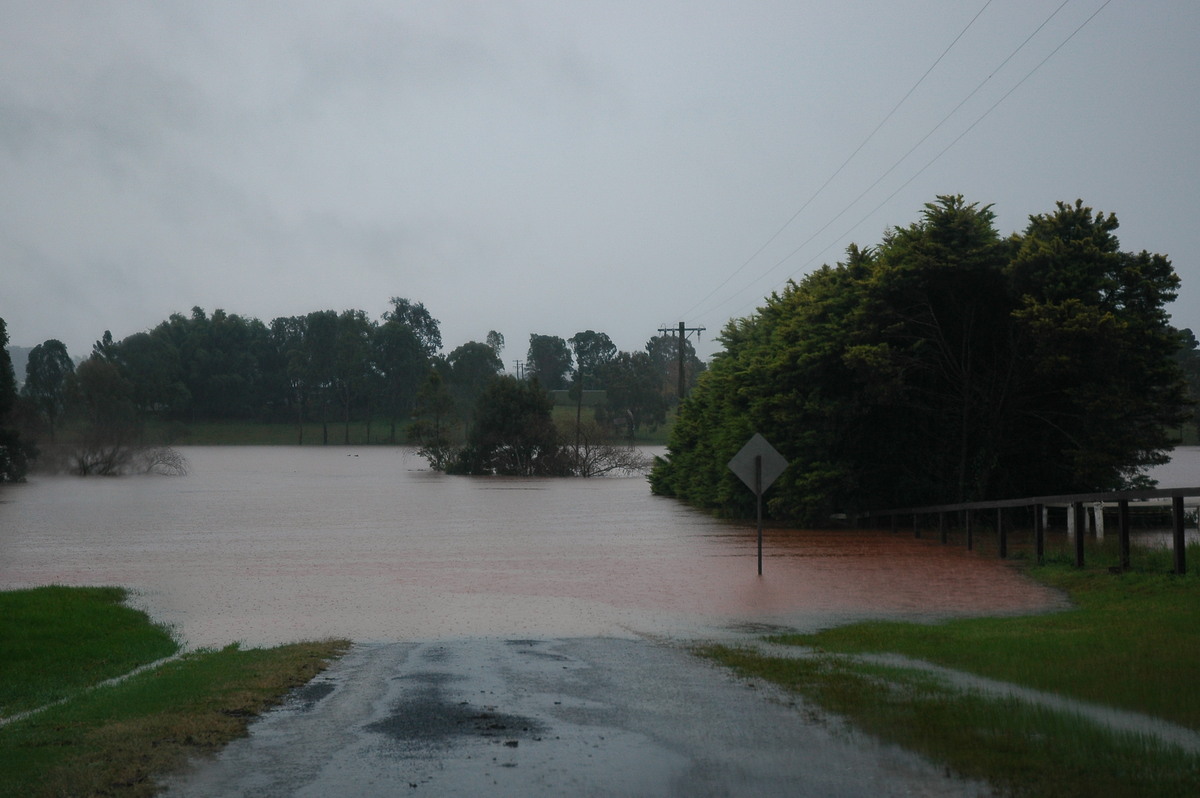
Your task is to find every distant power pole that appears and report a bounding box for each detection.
[513,360,525,380]
[658,322,705,401]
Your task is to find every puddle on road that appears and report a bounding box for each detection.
[0,446,1068,646]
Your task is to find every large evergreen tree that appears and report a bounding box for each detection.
[0,317,36,481]
[651,197,1189,523]
[525,334,573,389]
[22,339,74,440]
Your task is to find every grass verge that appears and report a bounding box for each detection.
[771,542,1200,729]
[0,587,349,797]
[698,541,1200,797]
[0,586,178,717]
[701,646,1200,798]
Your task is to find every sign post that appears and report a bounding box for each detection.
[728,434,788,575]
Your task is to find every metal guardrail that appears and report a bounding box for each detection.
[865,487,1200,574]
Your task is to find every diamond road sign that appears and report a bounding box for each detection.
[728,433,788,495]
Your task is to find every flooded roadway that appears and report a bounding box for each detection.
[1,446,1082,795]
[0,446,1067,646]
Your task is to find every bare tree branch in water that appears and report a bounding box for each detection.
[136,446,189,476]
[569,420,651,477]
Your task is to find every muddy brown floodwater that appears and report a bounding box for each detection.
[0,446,1069,647]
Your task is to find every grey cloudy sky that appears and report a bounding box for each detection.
[3,1,1198,364]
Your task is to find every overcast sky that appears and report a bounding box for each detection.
[3,1,1198,366]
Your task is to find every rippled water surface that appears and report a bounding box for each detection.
[1,447,1073,647]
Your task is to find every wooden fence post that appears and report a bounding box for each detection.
[1073,502,1086,568]
[1173,495,1187,575]
[1034,503,1044,565]
[997,508,1007,559]
[1118,500,1130,572]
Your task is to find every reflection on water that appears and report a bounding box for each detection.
[0,447,1066,647]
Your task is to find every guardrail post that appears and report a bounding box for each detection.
[1073,502,1086,568]
[939,512,947,544]
[997,508,1006,558]
[914,513,921,539]
[1034,503,1044,565]
[1118,500,1130,572]
[1173,495,1186,575]
[965,510,973,551]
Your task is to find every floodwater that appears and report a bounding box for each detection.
[1145,445,1200,488]
[0,446,1077,648]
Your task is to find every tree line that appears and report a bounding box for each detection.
[650,197,1198,524]
[0,298,705,478]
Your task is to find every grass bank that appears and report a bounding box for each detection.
[0,587,178,716]
[0,586,348,797]
[700,542,1200,797]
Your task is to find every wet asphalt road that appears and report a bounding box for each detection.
[163,637,987,797]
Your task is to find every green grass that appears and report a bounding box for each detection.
[699,541,1200,796]
[702,646,1200,798]
[550,404,673,445]
[0,587,348,797]
[769,542,1200,729]
[0,587,178,716]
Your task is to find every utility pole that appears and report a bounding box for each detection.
[513,360,524,380]
[658,322,705,402]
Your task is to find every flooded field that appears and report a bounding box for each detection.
[0,446,1097,647]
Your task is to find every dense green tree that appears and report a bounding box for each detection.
[374,319,428,443]
[651,197,1190,523]
[409,370,457,470]
[645,333,706,403]
[64,357,140,475]
[384,297,442,359]
[0,318,36,481]
[1174,329,1200,433]
[486,330,505,357]
[848,196,1014,504]
[446,340,503,425]
[568,330,616,383]
[1004,201,1189,490]
[597,350,666,437]
[22,339,75,440]
[270,315,310,442]
[44,299,449,436]
[109,332,188,419]
[152,307,271,420]
[450,375,561,476]
[332,310,375,443]
[525,334,572,389]
[303,310,339,444]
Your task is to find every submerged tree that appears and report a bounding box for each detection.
[450,375,561,476]
[64,357,141,475]
[409,370,457,471]
[445,340,503,427]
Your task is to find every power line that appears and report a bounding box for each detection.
[677,0,995,323]
[699,0,1114,327]
[657,322,705,400]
